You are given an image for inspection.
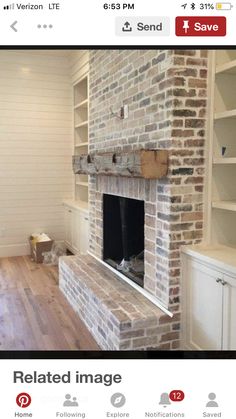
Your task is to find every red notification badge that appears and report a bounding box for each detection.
[169,390,185,402]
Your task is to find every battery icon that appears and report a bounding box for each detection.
[216,2,233,9]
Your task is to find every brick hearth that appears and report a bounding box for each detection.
[59,254,180,350]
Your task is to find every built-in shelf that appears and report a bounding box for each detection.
[75,142,88,147]
[64,59,90,255]
[75,121,88,129]
[214,110,236,121]
[208,52,236,249]
[63,199,88,212]
[74,99,88,110]
[216,60,236,75]
[213,157,236,164]
[76,181,88,187]
[73,73,89,211]
[74,76,88,106]
[212,201,236,212]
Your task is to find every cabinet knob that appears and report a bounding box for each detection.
[68,210,72,213]
[216,278,228,286]
[84,217,88,221]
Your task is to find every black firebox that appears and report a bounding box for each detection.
[103,194,144,287]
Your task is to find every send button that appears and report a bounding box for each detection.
[137,22,164,32]
[116,17,170,36]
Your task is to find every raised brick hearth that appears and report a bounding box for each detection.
[59,254,180,350]
[59,50,208,350]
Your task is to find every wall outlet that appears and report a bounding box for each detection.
[120,104,129,119]
[123,104,129,119]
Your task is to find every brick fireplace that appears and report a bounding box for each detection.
[60,49,208,350]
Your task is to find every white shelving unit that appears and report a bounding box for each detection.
[63,52,90,255]
[213,157,236,165]
[212,201,236,211]
[181,50,236,350]
[73,74,89,209]
[208,50,236,251]
[214,110,236,120]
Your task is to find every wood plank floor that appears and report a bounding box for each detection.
[0,256,100,350]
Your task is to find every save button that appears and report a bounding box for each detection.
[175,16,226,36]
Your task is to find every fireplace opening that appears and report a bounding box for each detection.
[103,194,144,287]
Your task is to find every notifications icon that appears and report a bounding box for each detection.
[16,393,32,408]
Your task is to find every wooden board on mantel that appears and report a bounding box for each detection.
[73,149,168,179]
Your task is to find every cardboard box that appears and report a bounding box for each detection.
[29,235,54,263]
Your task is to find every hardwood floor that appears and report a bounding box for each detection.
[0,256,100,350]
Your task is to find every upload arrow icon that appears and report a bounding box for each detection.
[122,21,132,32]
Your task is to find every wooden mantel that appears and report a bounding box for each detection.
[72,149,168,180]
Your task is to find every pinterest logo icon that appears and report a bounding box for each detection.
[16,393,32,408]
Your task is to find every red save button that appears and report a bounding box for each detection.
[176,16,226,36]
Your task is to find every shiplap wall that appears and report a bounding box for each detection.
[70,50,89,84]
[0,50,73,257]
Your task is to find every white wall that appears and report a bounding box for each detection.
[0,50,73,257]
[70,50,89,83]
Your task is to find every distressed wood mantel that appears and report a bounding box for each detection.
[72,149,168,180]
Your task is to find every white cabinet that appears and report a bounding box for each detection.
[182,249,236,350]
[222,273,236,350]
[64,202,89,255]
[79,211,89,254]
[65,206,73,248]
[71,208,81,253]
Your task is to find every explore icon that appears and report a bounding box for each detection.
[110,393,126,408]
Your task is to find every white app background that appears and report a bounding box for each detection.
[0,358,234,418]
[0,0,236,45]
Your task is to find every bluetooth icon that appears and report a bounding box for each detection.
[110,393,126,408]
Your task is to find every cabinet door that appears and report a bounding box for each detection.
[65,207,73,247]
[222,273,236,350]
[71,209,80,253]
[184,258,223,350]
[79,211,89,254]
